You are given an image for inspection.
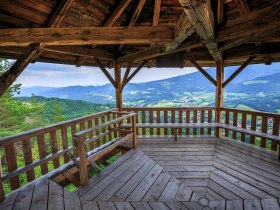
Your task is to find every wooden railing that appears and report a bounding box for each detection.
[122,107,216,136]
[221,108,280,151]
[0,108,119,199]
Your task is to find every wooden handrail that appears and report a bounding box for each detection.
[221,107,280,118]
[0,108,117,146]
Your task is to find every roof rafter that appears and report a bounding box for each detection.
[217,0,224,24]
[234,0,250,15]
[153,0,161,27]
[0,0,75,97]
[179,0,223,61]
[95,58,116,88]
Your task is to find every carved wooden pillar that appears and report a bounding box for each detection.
[215,61,224,137]
[114,63,123,111]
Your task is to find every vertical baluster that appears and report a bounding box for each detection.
[250,114,256,145]
[61,127,69,163]
[132,115,137,149]
[149,109,153,136]
[4,144,20,189]
[50,130,60,168]
[178,110,183,136]
[241,113,247,142]
[164,110,168,136]
[272,116,280,151]
[0,156,4,201]
[208,110,212,135]
[171,110,175,136]
[261,116,268,148]
[200,110,205,135]
[87,120,94,150]
[95,118,100,147]
[107,114,113,141]
[142,109,146,136]
[113,113,117,138]
[193,110,197,135]
[37,134,48,174]
[101,115,106,143]
[225,111,229,137]
[232,112,238,140]
[186,110,190,135]
[136,110,139,136]
[22,138,35,182]
[157,110,160,136]
[71,124,77,156]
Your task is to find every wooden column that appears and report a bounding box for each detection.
[115,63,123,111]
[215,61,224,137]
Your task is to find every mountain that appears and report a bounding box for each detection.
[18,66,280,112]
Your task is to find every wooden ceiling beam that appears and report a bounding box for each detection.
[117,14,195,63]
[44,46,115,61]
[104,0,132,27]
[0,0,75,97]
[217,0,224,24]
[223,56,255,87]
[122,63,133,90]
[179,0,223,61]
[94,58,116,88]
[189,60,217,86]
[0,27,174,47]
[153,0,161,27]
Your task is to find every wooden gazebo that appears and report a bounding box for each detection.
[0,0,280,210]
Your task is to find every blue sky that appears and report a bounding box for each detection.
[16,62,198,87]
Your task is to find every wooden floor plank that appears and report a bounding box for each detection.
[159,176,181,201]
[81,200,99,210]
[213,161,280,198]
[13,183,34,210]
[174,183,193,201]
[30,179,49,210]
[243,199,262,210]
[182,201,204,210]
[111,158,156,201]
[0,190,18,210]
[208,180,240,200]
[163,166,212,172]
[164,201,189,210]
[131,201,153,210]
[95,154,150,201]
[81,150,144,200]
[114,202,134,210]
[205,188,224,201]
[98,201,117,210]
[211,168,273,199]
[149,155,213,161]
[127,164,163,201]
[226,199,243,210]
[182,178,209,187]
[156,160,213,166]
[142,171,171,201]
[261,199,280,210]
[170,171,210,179]
[209,173,257,199]
[144,151,215,156]
[48,181,64,210]
[148,202,170,210]
[78,149,138,196]
[208,200,226,210]
[64,190,82,210]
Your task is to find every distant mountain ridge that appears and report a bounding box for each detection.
[17,64,280,112]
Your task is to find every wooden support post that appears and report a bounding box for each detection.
[115,63,123,111]
[132,115,137,148]
[215,61,224,137]
[74,136,88,185]
[0,156,4,201]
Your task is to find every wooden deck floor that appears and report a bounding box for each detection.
[1,137,280,210]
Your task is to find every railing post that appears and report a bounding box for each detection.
[74,136,88,185]
[0,156,4,201]
[132,114,137,149]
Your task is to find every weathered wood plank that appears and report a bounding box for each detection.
[261,199,280,210]
[30,179,49,210]
[48,181,64,210]
[13,183,34,210]
[243,199,262,210]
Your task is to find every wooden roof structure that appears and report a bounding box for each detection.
[0,0,279,103]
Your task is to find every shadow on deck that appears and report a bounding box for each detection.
[1,137,280,210]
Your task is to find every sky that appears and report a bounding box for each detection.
[16,62,198,87]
